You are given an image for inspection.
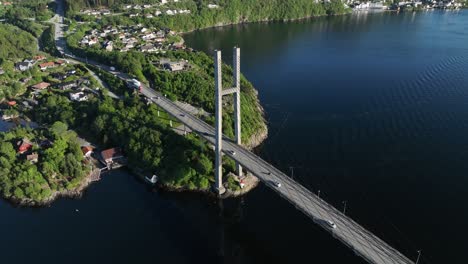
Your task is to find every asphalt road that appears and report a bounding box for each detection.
[51,1,415,263]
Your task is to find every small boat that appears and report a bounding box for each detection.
[145,174,158,185]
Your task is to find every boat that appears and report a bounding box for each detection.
[145,174,158,185]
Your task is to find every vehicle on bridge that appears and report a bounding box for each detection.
[127,78,142,92]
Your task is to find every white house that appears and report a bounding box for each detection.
[70,92,88,102]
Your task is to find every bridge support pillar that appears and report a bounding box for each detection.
[214,50,226,195]
[233,47,243,178]
[213,47,243,195]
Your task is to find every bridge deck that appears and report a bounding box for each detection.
[142,89,415,264]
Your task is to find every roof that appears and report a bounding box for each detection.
[33,55,46,61]
[26,152,38,161]
[31,82,51,90]
[81,146,94,155]
[101,148,124,161]
[39,62,55,68]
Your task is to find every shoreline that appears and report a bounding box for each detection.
[181,11,352,34]
[4,167,100,207]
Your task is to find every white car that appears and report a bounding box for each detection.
[228,150,236,155]
[110,66,116,71]
[273,181,281,188]
[325,220,337,229]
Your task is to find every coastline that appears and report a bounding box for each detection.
[5,167,100,207]
[180,11,352,34]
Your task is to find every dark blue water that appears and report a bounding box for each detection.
[2,10,468,264]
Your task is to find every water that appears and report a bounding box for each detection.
[3,10,468,264]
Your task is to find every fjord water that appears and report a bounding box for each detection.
[3,11,468,264]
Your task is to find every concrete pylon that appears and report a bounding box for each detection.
[213,47,243,195]
[233,47,243,178]
[214,50,226,195]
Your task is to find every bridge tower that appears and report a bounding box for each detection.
[214,47,242,195]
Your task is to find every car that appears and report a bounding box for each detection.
[110,66,116,71]
[272,181,281,187]
[228,150,236,155]
[324,220,337,229]
[151,96,160,100]
[180,114,185,117]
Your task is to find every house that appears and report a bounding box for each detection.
[100,148,125,166]
[69,92,88,102]
[24,59,35,64]
[16,61,33,71]
[31,82,51,90]
[38,62,56,70]
[104,41,113,51]
[33,55,46,61]
[54,81,77,90]
[81,146,94,158]
[51,72,69,80]
[26,153,39,164]
[7,101,16,106]
[164,61,186,72]
[140,44,158,53]
[20,77,32,84]
[39,139,53,148]
[55,60,67,66]
[88,37,99,46]
[17,138,33,154]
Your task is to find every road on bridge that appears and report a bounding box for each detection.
[51,1,415,263]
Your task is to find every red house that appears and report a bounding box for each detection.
[17,138,33,154]
[38,62,56,71]
[100,148,124,166]
[81,146,94,158]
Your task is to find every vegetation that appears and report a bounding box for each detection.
[0,122,90,204]
[39,24,61,56]
[0,24,37,60]
[3,0,55,22]
[66,0,349,32]
[32,91,230,191]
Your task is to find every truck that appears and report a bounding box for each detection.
[127,78,142,92]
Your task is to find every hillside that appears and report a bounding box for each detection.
[0,24,37,61]
[66,0,348,32]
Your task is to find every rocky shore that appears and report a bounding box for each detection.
[6,168,100,207]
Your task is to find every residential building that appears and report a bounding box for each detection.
[16,61,33,71]
[38,62,56,70]
[31,82,51,90]
[26,153,39,164]
[69,92,88,102]
[54,81,77,90]
[17,138,33,154]
[100,148,125,166]
[81,146,94,158]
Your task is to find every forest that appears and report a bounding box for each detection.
[0,122,90,203]
[0,24,37,60]
[32,91,237,191]
[66,0,349,31]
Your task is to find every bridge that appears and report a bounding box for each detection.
[51,1,416,263]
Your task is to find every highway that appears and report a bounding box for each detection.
[51,1,415,263]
